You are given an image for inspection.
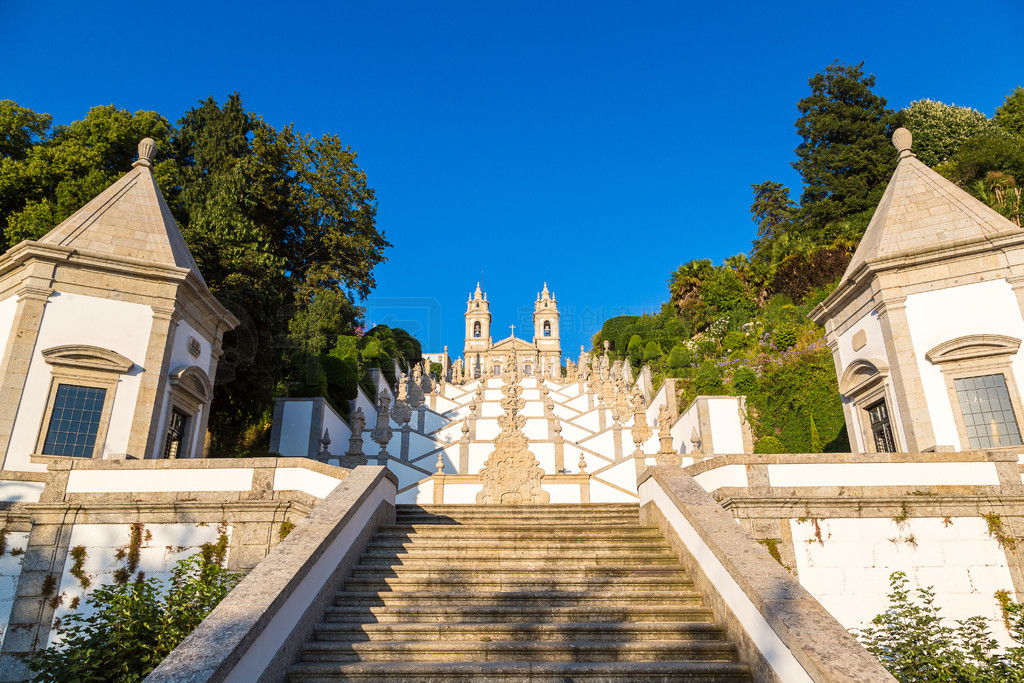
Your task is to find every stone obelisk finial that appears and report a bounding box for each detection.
[133,138,157,169]
[892,128,914,160]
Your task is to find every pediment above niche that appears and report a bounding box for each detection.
[925,334,1022,365]
[839,358,889,396]
[41,345,134,373]
[169,365,213,403]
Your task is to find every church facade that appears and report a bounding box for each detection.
[463,282,561,377]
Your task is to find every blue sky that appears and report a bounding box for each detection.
[2,1,1022,360]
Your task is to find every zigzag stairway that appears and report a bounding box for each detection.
[287,503,751,682]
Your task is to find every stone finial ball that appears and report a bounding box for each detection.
[892,128,913,153]
[137,138,157,163]
[603,340,611,350]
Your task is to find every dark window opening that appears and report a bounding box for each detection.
[543,320,551,337]
[473,321,481,338]
[867,400,896,453]
[164,408,190,459]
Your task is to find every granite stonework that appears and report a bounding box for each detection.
[0,458,353,682]
[639,468,894,682]
[684,449,1024,647]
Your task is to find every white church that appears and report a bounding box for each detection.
[0,130,1018,681]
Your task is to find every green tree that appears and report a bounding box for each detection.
[0,100,51,160]
[902,99,997,168]
[668,259,714,317]
[643,340,663,362]
[792,61,899,240]
[995,86,1024,139]
[28,553,239,683]
[0,97,391,454]
[749,181,795,261]
[0,103,172,249]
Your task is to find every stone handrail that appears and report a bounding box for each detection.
[145,465,398,683]
[638,467,895,682]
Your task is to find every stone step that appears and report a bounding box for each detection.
[354,555,681,569]
[367,537,669,551]
[342,575,693,592]
[398,504,641,514]
[323,604,716,623]
[299,639,741,663]
[287,660,751,682]
[378,523,656,535]
[312,620,726,643]
[360,547,676,561]
[349,565,689,580]
[373,528,665,541]
[333,589,705,608]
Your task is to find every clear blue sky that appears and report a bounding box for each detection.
[2,1,1022,360]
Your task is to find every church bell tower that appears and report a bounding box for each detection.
[464,283,491,377]
[532,283,561,376]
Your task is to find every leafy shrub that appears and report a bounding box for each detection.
[753,435,785,454]
[746,347,846,453]
[643,341,663,362]
[668,344,693,368]
[722,330,745,351]
[694,361,724,395]
[856,571,1024,682]
[28,553,240,683]
[773,325,797,349]
[627,335,644,366]
[731,366,758,395]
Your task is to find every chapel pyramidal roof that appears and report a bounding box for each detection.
[841,127,1021,284]
[36,138,206,285]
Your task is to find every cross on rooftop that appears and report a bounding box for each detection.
[509,324,516,337]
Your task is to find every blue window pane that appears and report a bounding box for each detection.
[42,385,106,458]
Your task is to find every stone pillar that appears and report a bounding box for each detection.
[196,334,224,458]
[0,281,52,468]
[127,306,178,459]
[876,296,936,452]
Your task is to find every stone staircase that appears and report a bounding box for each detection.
[288,504,751,682]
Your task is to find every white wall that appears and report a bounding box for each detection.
[49,523,232,646]
[792,516,1017,647]
[904,279,1024,450]
[7,292,153,471]
[0,531,29,650]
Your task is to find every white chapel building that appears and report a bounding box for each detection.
[0,138,237,471]
[812,127,1024,454]
[463,282,561,377]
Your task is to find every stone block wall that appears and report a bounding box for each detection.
[685,449,1024,647]
[0,457,350,682]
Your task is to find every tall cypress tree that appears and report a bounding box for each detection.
[792,61,898,239]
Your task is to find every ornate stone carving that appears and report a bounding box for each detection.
[656,403,680,466]
[392,376,412,426]
[371,394,394,460]
[409,365,425,408]
[690,426,703,456]
[630,391,651,446]
[477,348,549,505]
[346,407,366,458]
